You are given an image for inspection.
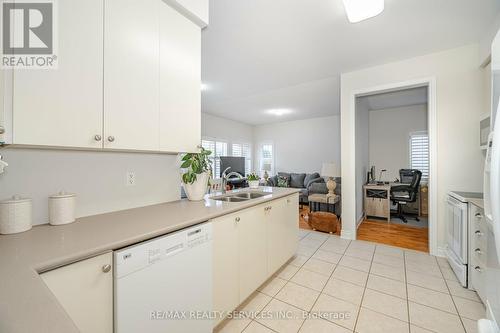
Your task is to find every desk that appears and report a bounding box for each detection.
[363,184,391,221]
[363,183,426,221]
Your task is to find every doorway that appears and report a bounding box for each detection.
[354,84,434,252]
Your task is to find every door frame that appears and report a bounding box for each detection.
[350,77,437,255]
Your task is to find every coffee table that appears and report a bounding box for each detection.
[308,193,340,217]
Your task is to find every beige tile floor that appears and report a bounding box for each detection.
[215,230,486,333]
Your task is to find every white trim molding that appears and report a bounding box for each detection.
[341,229,355,240]
[347,77,438,255]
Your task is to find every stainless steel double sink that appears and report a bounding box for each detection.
[211,191,267,202]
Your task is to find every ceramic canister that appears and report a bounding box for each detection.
[49,192,76,226]
[0,196,33,234]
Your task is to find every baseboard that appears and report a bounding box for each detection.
[341,229,354,240]
[356,215,365,228]
[436,246,447,258]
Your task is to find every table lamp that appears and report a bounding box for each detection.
[262,163,272,182]
[321,162,339,198]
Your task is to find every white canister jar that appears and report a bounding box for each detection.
[0,196,32,235]
[49,192,76,226]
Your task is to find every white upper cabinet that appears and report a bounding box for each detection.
[11,0,104,148]
[159,3,201,153]
[2,0,202,152]
[104,0,160,151]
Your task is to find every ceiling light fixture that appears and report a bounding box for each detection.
[342,0,384,23]
[267,108,293,116]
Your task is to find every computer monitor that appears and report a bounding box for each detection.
[220,156,245,178]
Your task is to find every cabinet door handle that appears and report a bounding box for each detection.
[102,264,111,273]
[475,230,483,236]
[107,136,115,142]
[475,248,483,255]
[475,213,483,218]
[475,266,482,272]
[94,134,102,141]
[0,126,4,134]
[235,217,240,222]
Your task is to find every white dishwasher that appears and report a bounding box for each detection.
[114,222,213,333]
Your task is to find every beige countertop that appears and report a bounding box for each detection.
[0,186,299,333]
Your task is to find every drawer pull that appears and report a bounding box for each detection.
[102,264,111,273]
[475,266,482,272]
[235,217,240,223]
[475,230,484,236]
[475,248,483,255]
[475,213,483,218]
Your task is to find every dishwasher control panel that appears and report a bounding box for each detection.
[114,222,212,278]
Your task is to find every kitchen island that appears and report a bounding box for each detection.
[0,187,299,333]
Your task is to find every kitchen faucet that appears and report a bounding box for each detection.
[221,167,243,194]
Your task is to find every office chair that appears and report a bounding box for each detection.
[390,169,422,223]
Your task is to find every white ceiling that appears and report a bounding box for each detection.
[360,86,428,111]
[201,0,500,125]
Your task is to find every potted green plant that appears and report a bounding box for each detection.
[247,173,260,189]
[180,147,212,201]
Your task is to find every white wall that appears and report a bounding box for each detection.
[369,104,428,181]
[253,115,341,174]
[355,99,370,224]
[0,149,180,226]
[341,44,485,254]
[201,112,254,144]
[480,12,500,65]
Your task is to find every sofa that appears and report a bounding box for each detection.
[266,172,326,204]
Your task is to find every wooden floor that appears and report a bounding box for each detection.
[357,219,429,252]
[298,205,428,252]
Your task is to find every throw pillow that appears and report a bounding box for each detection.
[277,176,289,188]
[290,173,306,188]
[304,172,321,187]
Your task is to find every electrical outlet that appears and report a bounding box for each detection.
[126,171,136,186]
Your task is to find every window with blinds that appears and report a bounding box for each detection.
[232,142,252,176]
[201,138,227,178]
[260,143,274,176]
[409,131,429,181]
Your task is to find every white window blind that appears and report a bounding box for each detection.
[232,142,252,176]
[409,131,429,181]
[260,143,274,176]
[201,138,227,178]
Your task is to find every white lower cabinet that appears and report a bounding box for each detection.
[238,205,268,302]
[267,194,300,275]
[40,252,113,333]
[212,194,299,327]
[285,194,300,260]
[213,213,240,319]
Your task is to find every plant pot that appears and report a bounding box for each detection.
[183,172,210,201]
[248,180,260,189]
